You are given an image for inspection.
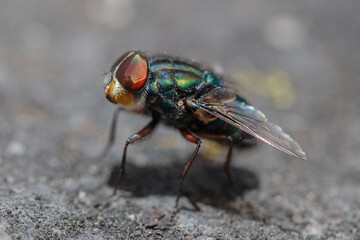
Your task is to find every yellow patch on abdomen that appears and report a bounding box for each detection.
[193,109,217,124]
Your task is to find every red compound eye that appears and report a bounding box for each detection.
[114,51,148,93]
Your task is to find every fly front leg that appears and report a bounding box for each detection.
[113,117,159,194]
[176,129,202,208]
[97,107,121,160]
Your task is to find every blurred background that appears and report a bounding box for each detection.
[0,0,360,239]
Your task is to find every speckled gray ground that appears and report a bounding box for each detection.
[1,0,360,239]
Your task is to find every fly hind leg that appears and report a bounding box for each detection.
[192,131,246,190]
[224,136,236,189]
[224,132,247,190]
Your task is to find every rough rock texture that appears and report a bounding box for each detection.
[1,0,360,239]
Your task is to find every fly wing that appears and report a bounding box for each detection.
[190,87,306,160]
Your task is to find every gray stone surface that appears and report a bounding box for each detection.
[1,0,360,239]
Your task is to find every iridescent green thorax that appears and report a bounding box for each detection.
[148,57,206,92]
[147,57,223,93]
[144,56,225,128]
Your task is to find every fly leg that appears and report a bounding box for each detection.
[176,129,202,208]
[224,132,246,189]
[113,117,159,194]
[191,131,245,189]
[224,137,237,189]
[97,107,121,160]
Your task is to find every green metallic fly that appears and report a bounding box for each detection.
[101,51,306,207]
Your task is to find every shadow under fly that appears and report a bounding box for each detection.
[107,160,259,208]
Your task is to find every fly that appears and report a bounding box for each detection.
[100,51,306,207]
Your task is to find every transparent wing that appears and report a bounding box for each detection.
[190,87,306,160]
